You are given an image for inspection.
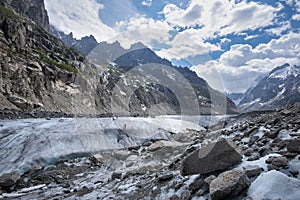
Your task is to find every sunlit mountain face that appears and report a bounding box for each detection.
[45,0,300,93]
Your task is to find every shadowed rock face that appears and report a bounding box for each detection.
[181,139,242,176]
[0,0,49,31]
[0,171,20,187]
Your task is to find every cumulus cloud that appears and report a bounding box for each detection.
[114,16,172,49]
[191,32,300,93]
[162,2,204,27]
[161,0,280,39]
[44,0,116,41]
[266,21,291,36]
[220,1,281,35]
[152,0,282,61]
[156,28,220,60]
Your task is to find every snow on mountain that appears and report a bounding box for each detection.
[239,63,300,111]
[269,63,300,79]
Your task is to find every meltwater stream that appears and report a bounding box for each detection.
[0,116,227,175]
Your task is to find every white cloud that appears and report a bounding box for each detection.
[44,0,116,41]
[292,14,300,20]
[265,21,291,36]
[156,28,221,60]
[161,0,280,39]
[114,16,172,48]
[220,1,280,35]
[191,32,300,93]
[141,0,152,7]
[151,0,282,61]
[162,2,204,27]
[244,34,259,40]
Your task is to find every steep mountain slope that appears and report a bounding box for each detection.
[239,64,300,111]
[87,41,240,115]
[226,93,244,105]
[0,1,112,114]
[50,26,98,55]
[0,0,49,31]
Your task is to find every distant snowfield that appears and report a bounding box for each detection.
[0,115,227,175]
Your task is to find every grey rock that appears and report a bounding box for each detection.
[169,194,180,200]
[189,176,204,191]
[0,171,20,187]
[243,165,263,178]
[266,156,289,168]
[180,190,191,200]
[271,156,289,168]
[209,169,250,200]
[157,174,173,182]
[204,175,216,186]
[111,172,122,180]
[181,139,242,176]
[287,138,300,153]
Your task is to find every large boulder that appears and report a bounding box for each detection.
[0,171,20,187]
[287,138,300,153]
[209,169,250,200]
[247,170,300,200]
[181,139,242,176]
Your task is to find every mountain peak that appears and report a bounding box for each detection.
[239,63,300,111]
[130,42,148,51]
[269,63,299,79]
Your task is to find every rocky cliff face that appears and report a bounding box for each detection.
[87,41,240,115]
[0,2,112,114]
[50,26,98,55]
[239,64,300,111]
[0,0,49,31]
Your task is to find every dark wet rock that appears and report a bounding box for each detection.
[196,189,205,196]
[244,149,254,156]
[169,194,180,200]
[157,173,173,182]
[181,139,242,176]
[77,186,93,197]
[128,145,140,151]
[180,190,191,200]
[189,176,204,191]
[287,138,300,153]
[272,156,289,168]
[266,127,286,139]
[267,164,279,171]
[258,147,269,156]
[244,127,259,137]
[209,169,250,200]
[248,136,259,146]
[266,156,289,169]
[243,165,263,178]
[289,170,299,177]
[247,154,260,161]
[111,172,122,180]
[0,171,20,187]
[204,175,216,186]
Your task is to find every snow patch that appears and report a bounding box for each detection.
[248,170,300,200]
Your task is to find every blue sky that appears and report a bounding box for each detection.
[45,0,300,93]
